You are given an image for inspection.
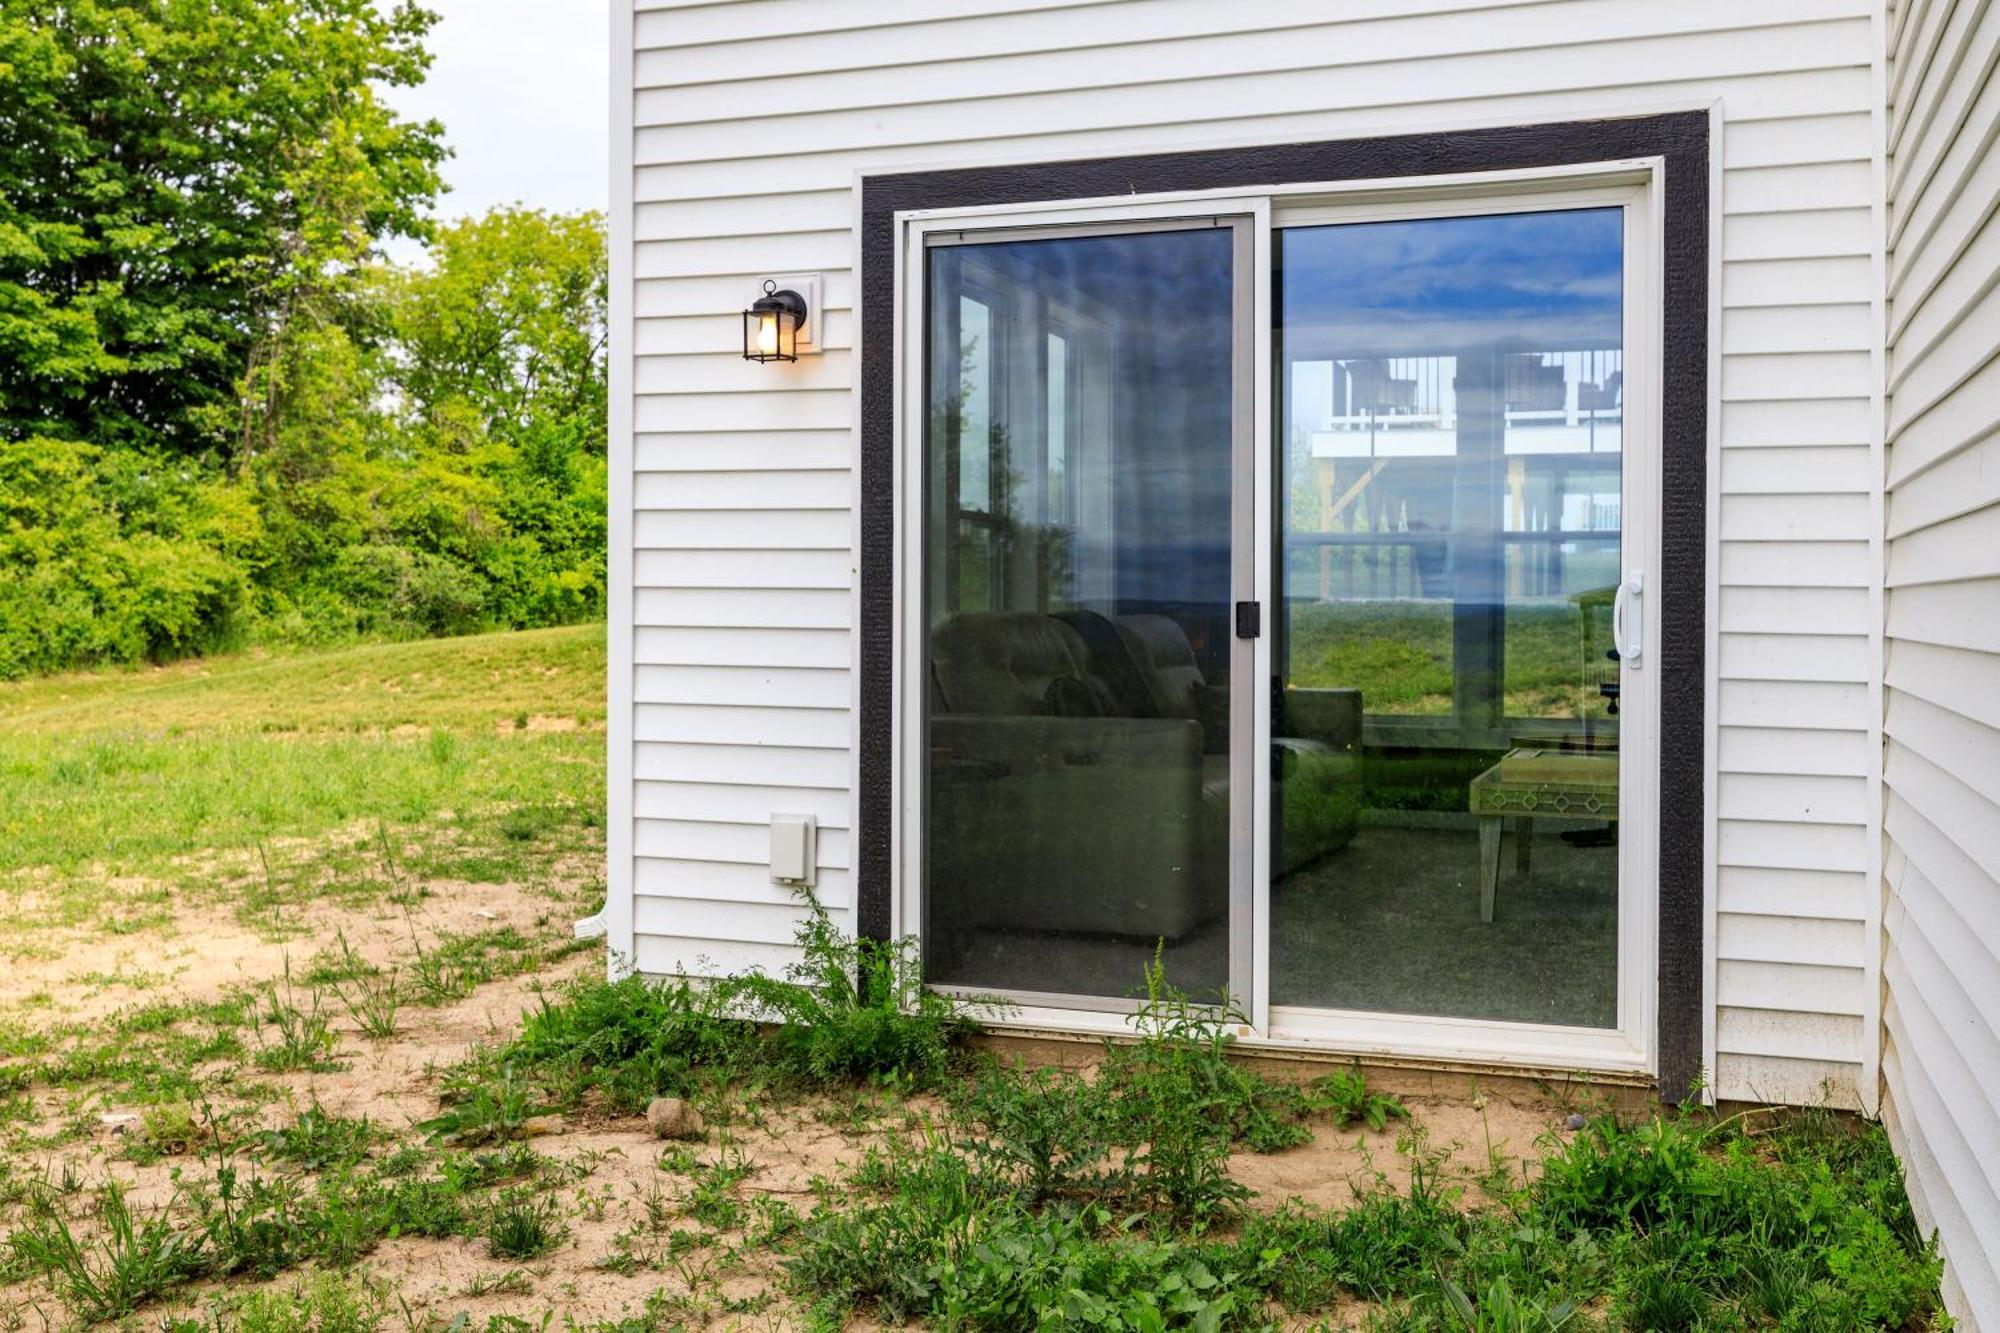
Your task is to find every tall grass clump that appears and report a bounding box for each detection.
[503,890,999,1113]
[9,1183,205,1322]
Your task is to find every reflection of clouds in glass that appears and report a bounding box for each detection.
[1282,209,1623,354]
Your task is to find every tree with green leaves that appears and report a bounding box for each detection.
[0,0,447,455]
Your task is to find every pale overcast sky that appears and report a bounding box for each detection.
[384,0,610,254]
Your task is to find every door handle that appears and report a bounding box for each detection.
[1235,601,1261,639]
[1612,571,1643,666]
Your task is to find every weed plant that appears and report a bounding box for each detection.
[483,1187,569,1260]
[9,1182,205,1322]
[503,888,1001,1116]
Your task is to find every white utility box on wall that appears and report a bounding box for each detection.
[769,814,816,888]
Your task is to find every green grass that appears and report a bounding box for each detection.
[0,623,606,736]
[0,625,606,933]
[0,623,1949,1330]
[1289,600,1612,718]
[486,945,1945,1330]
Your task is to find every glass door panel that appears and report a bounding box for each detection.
[1272,208,1625,1027]
[923,224,1245,1003]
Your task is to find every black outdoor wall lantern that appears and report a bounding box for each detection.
[743,280,808,362]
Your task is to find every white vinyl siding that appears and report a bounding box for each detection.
[1881,0,2000,1326]
[613,0,1881,1097]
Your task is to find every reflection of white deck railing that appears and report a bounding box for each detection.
[1310,409,1623,458]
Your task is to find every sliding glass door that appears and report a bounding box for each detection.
[1272,207,1631,1029]
[920,220,1252,1004]
[905,183,1654,1060]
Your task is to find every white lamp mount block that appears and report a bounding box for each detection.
[754,272,824,356]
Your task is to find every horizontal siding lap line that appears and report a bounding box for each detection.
[1715,1008,1864,1062]
[1716,959,1866,1016]
[635,857,853,893]
[1884,896,2000,1096]
[1719,304,1875,353]
[635,821,853,870]
[1883,400,2000,493]
[1720,542,1873,588]
[635,0,1866,84]
[1885,0,1953,118]
[1886,579,2000,654]
[1885,121,2000,329]
[1887,263,2000,409]
[1886,325,2000,434]
[633,916,827,951]
[629,0,1590,59]
[1886,211,2000,374]
[1719,727,1872,778]
[1723,256,1876,309]
[1884,641,2000,732]
[632,48,1873,170]
[1717,908,1868,966]
[632,887,853,914]
[1884,695,2000,818]
[634,684,853,712]
[628,62,1870,195]
[1886,432,2000,524]
[1713,1053,1864,1109]
[1885,786,2000,913]
[1886,484,2000,565]
[1878,1000,2000,1263]
[1725,214,1872,263]
[1716,868,1868,922]
[1887,11,2000,256]
[633,936,809,980]
[1886,0,1999,209]
[1886,749,2000,885]
[632,14,1873,135]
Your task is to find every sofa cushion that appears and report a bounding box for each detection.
[1115,613,1208,720]
[931,612,1095,717]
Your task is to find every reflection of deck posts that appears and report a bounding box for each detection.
[1453,348,1505,736]
[1506,457,1527,598]
[1319,465,1335,601]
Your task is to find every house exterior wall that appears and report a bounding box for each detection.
[1879,0,2000,1326]
[609,0,1884,1106]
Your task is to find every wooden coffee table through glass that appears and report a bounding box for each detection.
[1468,747,1619,922]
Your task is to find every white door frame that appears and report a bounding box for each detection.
[890,159,1665,1076]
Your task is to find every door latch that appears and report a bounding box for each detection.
[1234,601,1261,639]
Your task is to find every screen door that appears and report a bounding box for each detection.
[919,218,1254,1006]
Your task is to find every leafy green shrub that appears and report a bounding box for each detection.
[257,1104,378,1171]
[740,892,992,1089]
[1307,1066,1413,1133]
[925,1208,1269,1331]
[953,1064,1116,1204]
[1090,957,1252,1225]
[421,1065,546,1146]
[0,206,609,680]
[509,972,756,1113]
[0,439,249,677]
[503,891,996,1107]
[212,1272,392,1333]
[1242,1159,1469,1308]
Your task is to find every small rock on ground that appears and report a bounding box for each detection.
[646,1096,704,1141]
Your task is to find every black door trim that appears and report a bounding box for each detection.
[856,112,1710,1100]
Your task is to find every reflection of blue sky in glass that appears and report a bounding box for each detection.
[1281,208,1622,358]
[1281,207,1626,610]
